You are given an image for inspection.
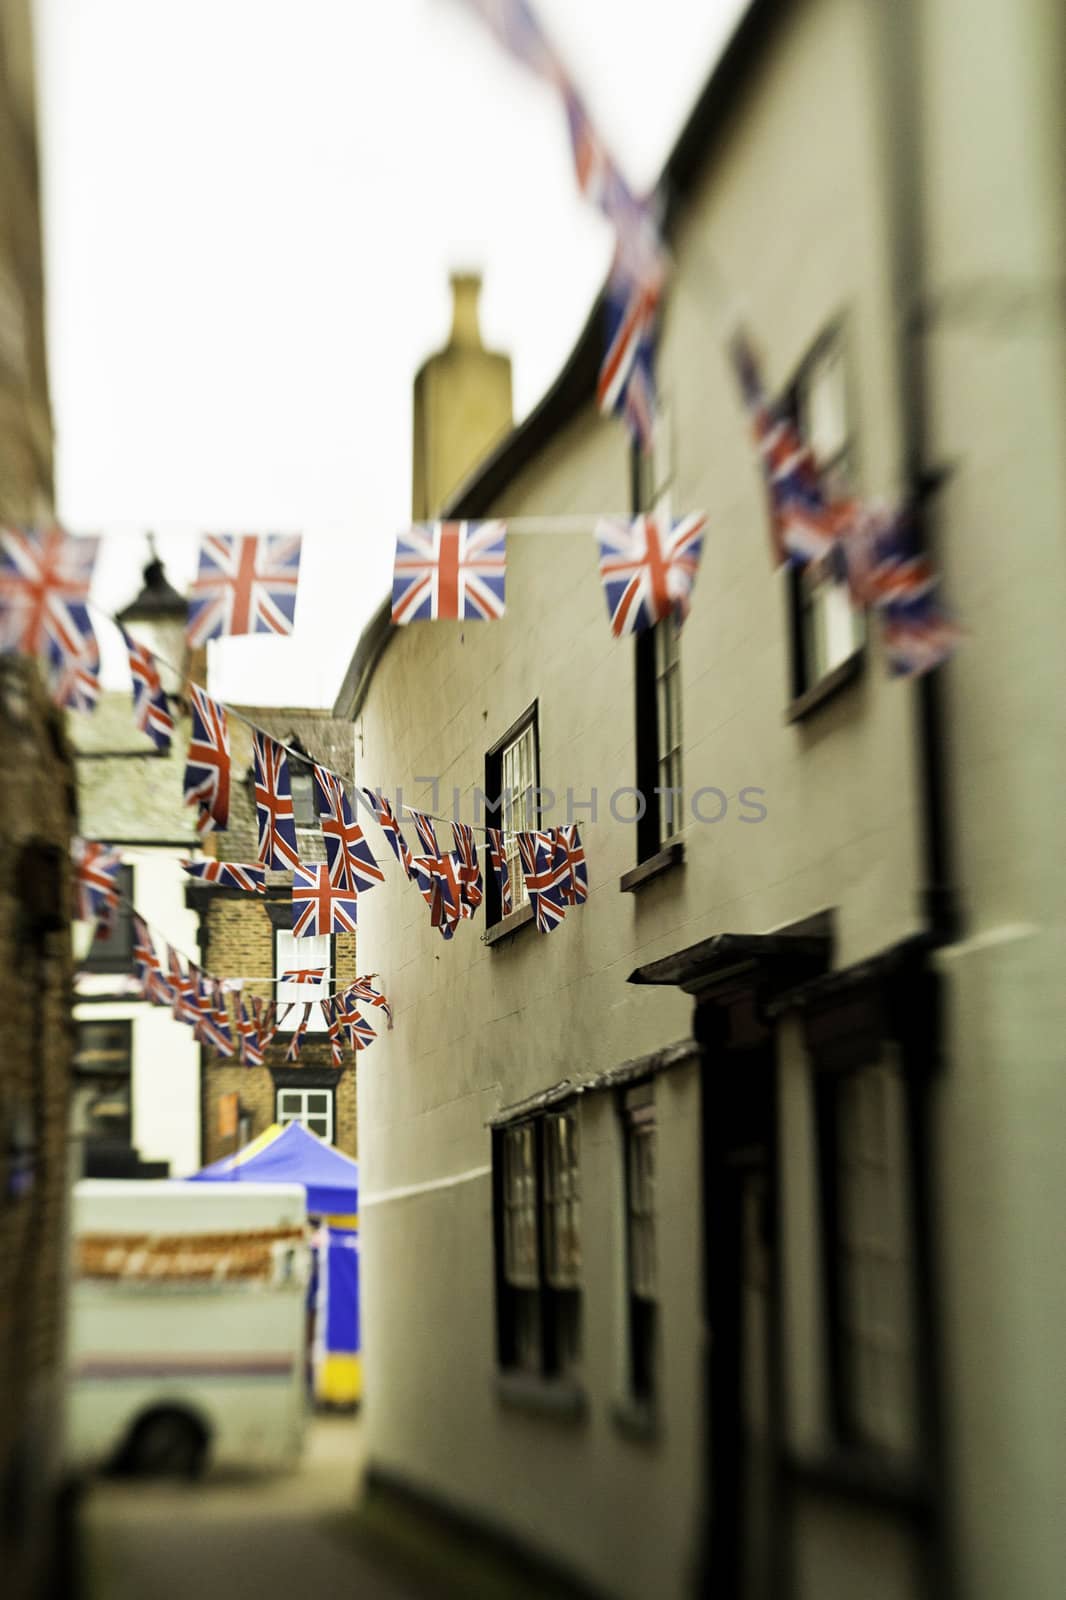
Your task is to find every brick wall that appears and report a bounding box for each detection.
[197,893,358,1167]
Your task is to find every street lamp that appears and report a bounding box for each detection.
[115,538,188,695]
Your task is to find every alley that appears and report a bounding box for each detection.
[80,1417,427,1600]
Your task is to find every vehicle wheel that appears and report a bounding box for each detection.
[122,1410,207,1479]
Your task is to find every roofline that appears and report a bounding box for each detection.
[333,0,776,723]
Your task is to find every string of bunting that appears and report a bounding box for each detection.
[72,838,391,1068]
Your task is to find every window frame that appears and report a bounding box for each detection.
[80,863,135,975]
[492,1105,583,1382]
[274,1084,335,1145]
[783,324,866,715]
[75,1018,133,1146]
[484,701,540,930]
[813,1051,919,1464]
[272,926,335,1033]
[621,1082,658,1408]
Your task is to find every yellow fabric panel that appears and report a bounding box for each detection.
[316,1353,361,1404]
[231,1122,284,1165]
[325,1213,359,1231]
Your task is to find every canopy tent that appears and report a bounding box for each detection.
[190,1122,361,1406]
[190,1121,358,1216]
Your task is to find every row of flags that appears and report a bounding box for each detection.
[0,529,302,715]
[72,835,390,1066]
[391,517,707,637]
[452,0,666,452]
[364,790,588,938]
[729,331,961,675]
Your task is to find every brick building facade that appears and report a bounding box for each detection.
[189,708,358,1168]
[0,6,76,1597]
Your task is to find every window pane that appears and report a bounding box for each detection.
[309,1119,328,1138]
[802,340,848,465]
[833,1062,916,1457]
[500,722,536,911]
[503,1125,539,1288]
[306,1093,328,1112]
[276,930,331,1027]
[543,1112,581,1289]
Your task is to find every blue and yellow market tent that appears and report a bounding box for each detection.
[190,1123,360,1404]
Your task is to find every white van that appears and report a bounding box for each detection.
[67,1179,310,1475]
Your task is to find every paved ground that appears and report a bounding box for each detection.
[80,1415,433,1600]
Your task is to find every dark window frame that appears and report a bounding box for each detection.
[75,1018,134,1146]
[80,864,135,974]
[483,701,540,930]
[782,322,865,709]
[492,1105,582,1381]
[273,1082,336,1145]
[812,1047,920,1464]
[622,1082,658,1407]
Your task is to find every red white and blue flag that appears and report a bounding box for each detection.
[236,996,264,1068]
[181,859,265,894]
[597,278,660,454]
[252,731,300,870]
[391,522,507,624]
[362,790,414,878]
[320,997,345,1068]
[184,686,231,837]
[281,967,326,985]
[486,828,513,918]
[313,765,384,894]
[729,331,856,568]
[596,513,706,636]
[285,1003,312,1063]
[0,527,100,684]
[337,990,376,1053]
[517,831,570,934]
[450,0,564,84]
[551,824,588,905]
[452,823,484,917]
[50,631,102,714]
[131,914,161,998]
[72,839,122,933]
[186,534,302,646]
[346,976,392,1029]
[120,625,173,752]
[292,863,359,937]
[409,812,463,939]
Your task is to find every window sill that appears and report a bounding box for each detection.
[783,1446,932,1519]
[611,1396,660,1443]
[483,902,535,947]
[495,1371,588,1422]
[619,840,685,894]
[785,649,865,724]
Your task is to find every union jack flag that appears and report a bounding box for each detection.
[284,1003,313,1063]
[181,859,265,894]
[281,967,326,984]
[169,952,201,1027]
[50,630,102,714]
[452,824,484,916]
[729,330,856,568]
[0,526,100,675]
[184,686,231,837]
[597,276,660,454]
[313,765,384,894]
[72,839,122,933]
[408,812,462,939]
[236,996,264,1068]
[517,831,569,934]
[551,824,588,905]
[292,863,358,937]
[486,828,513,917]
[186,534,302,646]
[131,914,160,997]
[320,997,345,1068]
[120,625,173,752]
[595,513,706,636]
[882,596,963,678]
[391,522,507,624]
[337,989,376,1053]
[252,731,300,870]
[362,789,414,877]
[347,976,393,1028]
[257,998,278,1055]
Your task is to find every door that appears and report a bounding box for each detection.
[700,1012,782,1600]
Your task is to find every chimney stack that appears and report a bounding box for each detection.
[412,272,513,520]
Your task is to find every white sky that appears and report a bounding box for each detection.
[35,0,747,707]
